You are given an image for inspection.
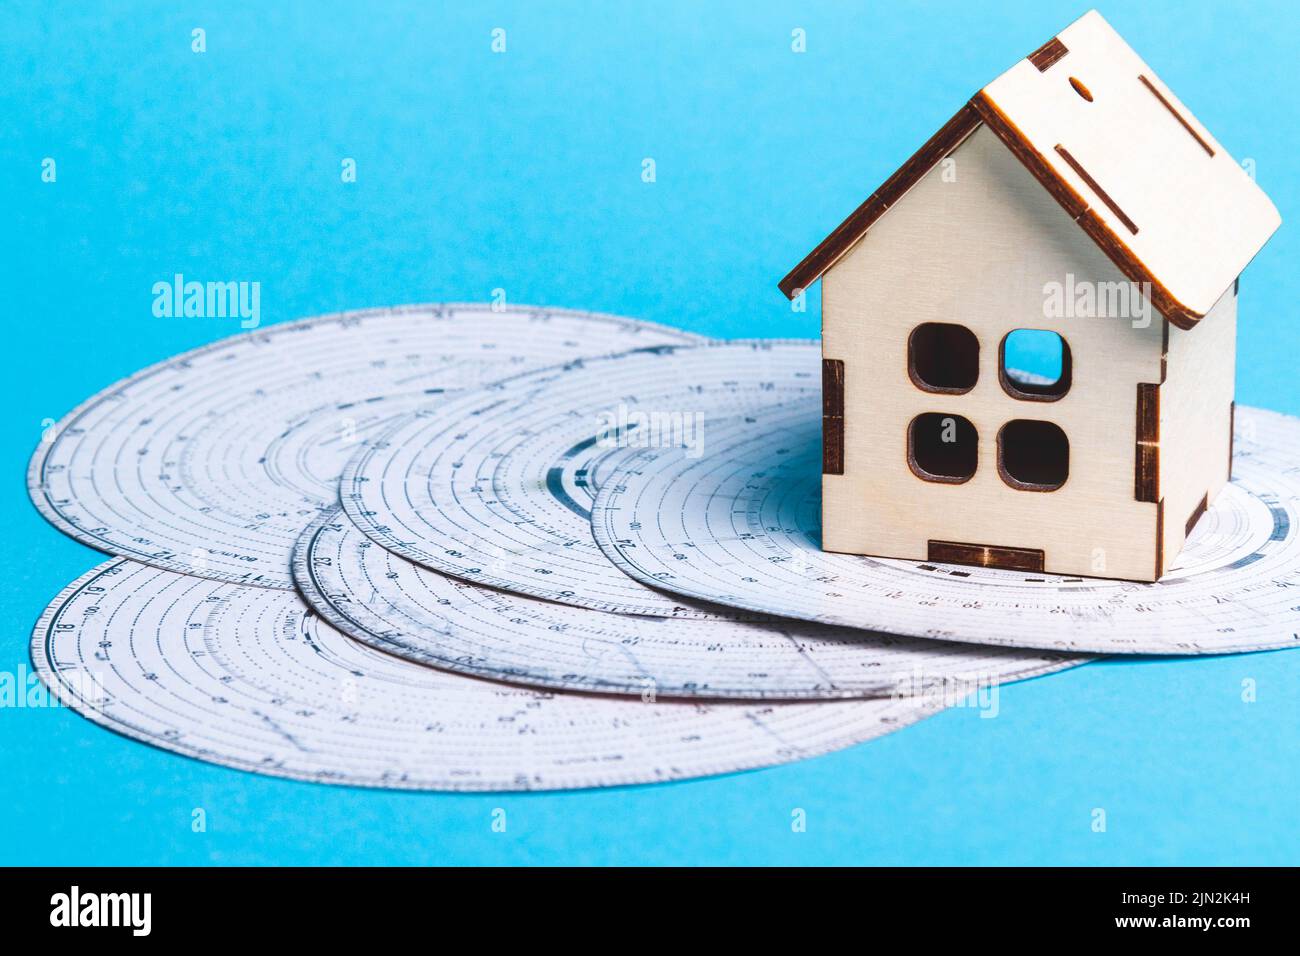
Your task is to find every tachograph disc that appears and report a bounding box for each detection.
[340,340,819,615]
[592,400,1300,655]
[32,560,949,792]
[28,304,700,588]
[294,509,1083,700]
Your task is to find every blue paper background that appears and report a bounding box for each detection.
[2,1,1297,865]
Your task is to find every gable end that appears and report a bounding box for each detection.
[970,91,1201,329]
[780,12,1280,330]
[778,103,982,299]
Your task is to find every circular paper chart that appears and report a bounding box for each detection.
[294,509,1082,700]
[28,304,702,589]
[340,340,820,615]
[592,400,1300,655]
[32,560,948,792]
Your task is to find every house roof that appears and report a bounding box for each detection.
[778,10,1281,329]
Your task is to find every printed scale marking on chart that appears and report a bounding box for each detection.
[294,509,1082,700]
[592,399,1300,655]
[31,559,952,792]
[28,304,701,589]
[340,340,822,616]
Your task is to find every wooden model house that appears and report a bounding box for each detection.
[780,10,1280,582]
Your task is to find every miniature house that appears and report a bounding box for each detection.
[780,10,1280,582]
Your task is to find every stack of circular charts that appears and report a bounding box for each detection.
[28,304,1300,791]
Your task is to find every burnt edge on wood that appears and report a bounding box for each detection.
[1155,498,1166,580]
[1135,382,1160,502]
[1138,74,1215,157]
[995,421,1069,492]
[972,92,1084,215]
[908,414,978,485]
[907,322,980,395]
[1028,36,1068,72]
[822,358,845,475]
[1054,145,1140,235]
[969,91,1207,330]
[1228,400,1235,481]
[928,540,1046,573]
[1185,492,1210,538]
[778,103,982,298]
[1160,318,1170,382]
[778,88,1220,329]
[998,332,1072,401]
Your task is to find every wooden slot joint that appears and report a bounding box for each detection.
[822,358,845,475]
[1054,145,1140,235]
[1135,383,1160,502]
[1028,37,1068,72]
[928,540,1045,573]
[1138,74,1215,158]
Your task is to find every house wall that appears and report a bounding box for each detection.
[1158,286,1236,572]
[822,123,1167,580]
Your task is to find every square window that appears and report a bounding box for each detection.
[998,419,1069,490]
[1000,329,1071,400]
[908,323,979,393]
[908,413,978,483]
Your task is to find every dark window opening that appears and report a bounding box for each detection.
[998,419,1069,491]
[908,323,980,394]
[908,413,978,484]
[1000,329,1072,401]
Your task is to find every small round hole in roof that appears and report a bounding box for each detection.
[1069,77,1093,102]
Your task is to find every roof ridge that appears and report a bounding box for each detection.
[778,13,1281,330]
